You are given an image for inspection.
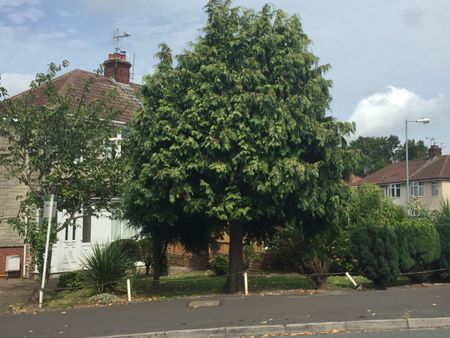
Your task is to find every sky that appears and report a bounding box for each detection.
[1,0,450,150]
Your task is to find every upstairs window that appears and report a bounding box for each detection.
[106,128,128,159]
[410,181,425,197]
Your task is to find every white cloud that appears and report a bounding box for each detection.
[0,73,34,97]
[349,86,450,147]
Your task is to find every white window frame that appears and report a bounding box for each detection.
[106,131,123,159]
[410,181,425,197]
[389,184,401,199]
[432,181,439,197]
[383,184,401,199]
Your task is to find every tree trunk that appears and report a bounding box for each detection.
[45,246,53,285]
[152,239,167,289]
[223,223,244,293]
[145,263,150,277]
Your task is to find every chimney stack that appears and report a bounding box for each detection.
[428,144,442,160]
[103,52,131,84]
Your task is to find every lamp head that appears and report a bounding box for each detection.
[416,118,430,124]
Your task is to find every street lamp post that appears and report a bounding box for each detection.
[405,118,430,205]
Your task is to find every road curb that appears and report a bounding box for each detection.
[93,317,450,338]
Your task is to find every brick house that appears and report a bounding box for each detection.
[353,145,450,211]
[0,52,141,277]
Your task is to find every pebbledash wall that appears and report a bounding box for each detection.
[0,137,29,278]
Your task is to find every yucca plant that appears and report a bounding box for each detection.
[81,242,134,294]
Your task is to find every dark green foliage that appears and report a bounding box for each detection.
[397,216,440,282]
[264,226,304,272]
[112,239,141,262]
[210,255,229,276]
[351,224,400,288]
[57,271,83,289]
[264,226,336,288]
[433,200,450,280]
[395,139,428,162]
[333,185,404,274]
[350,135,400,176]
[124,0,357,293]
[350,136,428,177]
[80,242,134,294]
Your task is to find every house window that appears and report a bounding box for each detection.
[383,184,401,198]
[82,215,91,243]
[106,129,127,159]
[432,181,439,197]
[389,184,401,198]
[64,224,76,241]
[410,182,425,197]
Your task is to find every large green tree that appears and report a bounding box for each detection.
[350,136,428,177]
[394,139,428,162]
[124,0,356,293]
[350,135,400,176]
[0,62,124,277]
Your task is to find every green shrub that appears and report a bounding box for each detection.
[112,238,140,262]
[57,271,83,289]
[243,244,262,270]
[397,216,441,282]
[263,226,304,272]
[81,242,134,294]
[263,226,334,288]
[351,224,400,288]
[430,200,450,281]
[210,255,229,276]
[436,223,450,269]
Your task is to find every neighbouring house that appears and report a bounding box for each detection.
[0,51,141,277]
[353,145,450,211]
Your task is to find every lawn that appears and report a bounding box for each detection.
[38,270,410,310]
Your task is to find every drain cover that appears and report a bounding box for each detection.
[188,300,221,308]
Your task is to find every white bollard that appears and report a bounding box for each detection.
[345,272,358,288]
[127,279,132,302]
[244,272,248,295]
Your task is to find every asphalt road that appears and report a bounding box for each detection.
[1,284,450,338]
[309,327,450,337]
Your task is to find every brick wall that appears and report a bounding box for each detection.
[0,246,23,278]
[0,136,28,248]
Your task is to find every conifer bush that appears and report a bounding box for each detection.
[397,216,441,283]
[351,223,400,288]
[436,200,450,269]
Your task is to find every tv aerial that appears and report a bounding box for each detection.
[113,29,131,53]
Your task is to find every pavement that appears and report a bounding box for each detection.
[1,283,450,337]
[0,278,39,313]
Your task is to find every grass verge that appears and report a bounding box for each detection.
[36,271,412,311]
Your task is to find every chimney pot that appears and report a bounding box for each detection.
[429,144,442,160]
